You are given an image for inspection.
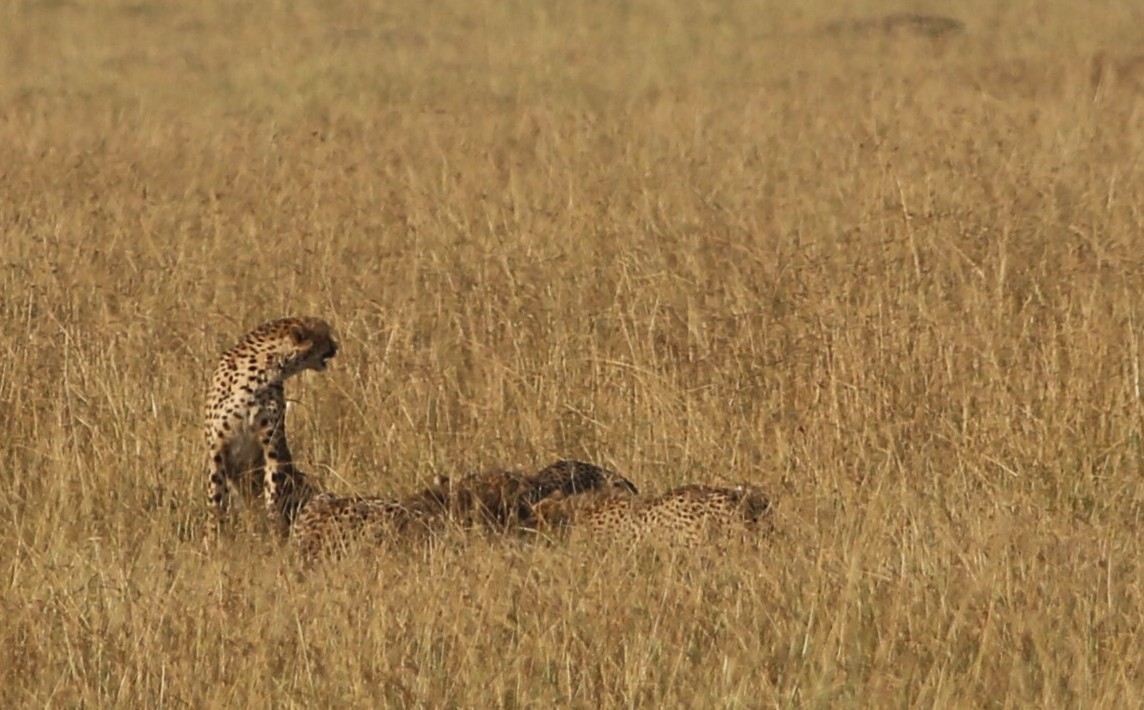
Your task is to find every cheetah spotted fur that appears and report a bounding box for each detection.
[291,483,451,564]
[529,483,772,547]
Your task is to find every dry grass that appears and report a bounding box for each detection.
[2,0,1142,705]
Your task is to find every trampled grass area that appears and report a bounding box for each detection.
[1,0,1142,705]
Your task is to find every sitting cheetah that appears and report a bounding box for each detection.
[204,316,338,538]
[291,482,451,564]
[529,483,773,547]
[443,459,638,532]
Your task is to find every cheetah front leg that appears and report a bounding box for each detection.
[255,396,296,536]
[206,459,229,528]
[203,426,236,548]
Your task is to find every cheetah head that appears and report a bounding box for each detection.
[603,472,639,495]
[287,317,339,373]
[732,484,773,525]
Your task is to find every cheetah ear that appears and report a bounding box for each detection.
[288,322,311,345]
[433,474,450,488]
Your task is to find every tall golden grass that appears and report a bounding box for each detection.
[2,0,1142,705]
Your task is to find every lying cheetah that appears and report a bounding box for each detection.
[204,316,338,538]
[291,482,451,564]
[530,483,773,547]
[531,459,639,498]
[443,459,638,531]
[291,460,639,562]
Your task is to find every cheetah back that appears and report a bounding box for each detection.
[533,483,772,546]
[292,483,450,563]
[443,460,639,532]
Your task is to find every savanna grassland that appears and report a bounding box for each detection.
[2,0,1143,706]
